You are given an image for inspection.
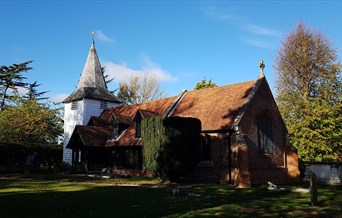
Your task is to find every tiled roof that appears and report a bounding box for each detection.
[68,80,257,148]
[105,125,142,147]
[87,116,109,127]
[108,113,132,126]
[173,80,255,131]
[100,96,178,121]
[101,96,177,147]
[63,87,121,103]
[67,125,112,148]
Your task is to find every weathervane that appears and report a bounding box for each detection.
[90,30,95,45]
[259,60,265,73]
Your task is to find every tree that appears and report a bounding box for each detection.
[0,61,32,110]
[0,98,63,145]
[194,77,217,90]
[118,73,165,104]
[24,81,49,101]
[274,22,342,162]
[101,66,117,94]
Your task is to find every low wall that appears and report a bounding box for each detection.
[303,162,341,185]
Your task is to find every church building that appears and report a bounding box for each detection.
[63,40,300,187]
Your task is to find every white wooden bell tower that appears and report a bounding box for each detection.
[62,39,122,163]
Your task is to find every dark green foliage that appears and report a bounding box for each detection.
[0,143,62,172]
[194,77,217,90]
[101,66,117,94]
[0,61,32,109]
[0,99,63,145]
[142,117,201,181]
[24,81,49,101]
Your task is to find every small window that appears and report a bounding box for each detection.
[135,121,141,139]
[71,101,78,110]
[111,126,119,139]
[100,101,107,110]
[257,114,274,154]
[110,124,128,140]
[201,134,211,161]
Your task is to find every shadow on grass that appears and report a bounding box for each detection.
[0,180,202,218]
[0,179,341,218]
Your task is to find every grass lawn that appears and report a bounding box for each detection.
[0,174,341,218]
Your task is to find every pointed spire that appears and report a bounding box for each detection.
[62,39,122,103]
[76,39,106,89]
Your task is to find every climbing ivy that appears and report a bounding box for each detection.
[141,116,201,181]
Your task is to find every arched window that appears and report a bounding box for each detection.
[257,114,274,154]
[135,121,141,139]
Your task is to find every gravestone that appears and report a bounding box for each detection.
[310,173,318,206]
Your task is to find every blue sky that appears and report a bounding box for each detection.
[1,1,342,103]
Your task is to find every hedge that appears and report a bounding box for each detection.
[0,143,62,171]
[141,116,201,181]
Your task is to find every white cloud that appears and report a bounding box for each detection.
[140,55,177,82]
[246,24,281,37]
[202,5,281,50]
[16,86,28,95]
[51,93,69,103]
[102,55,177,83]
[95,30,115,43]
[244,39,275,49]
[202,6,236,21]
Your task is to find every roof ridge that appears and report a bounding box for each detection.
[164,89,187,117]
[231,77,265,131]
[187,80,257,93]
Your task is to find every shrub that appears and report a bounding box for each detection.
[0,143,62,172]
[142,116,201,181]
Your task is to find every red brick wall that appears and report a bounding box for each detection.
[186,134,229,183]
[186,78,300,186]
[238,78,299,185]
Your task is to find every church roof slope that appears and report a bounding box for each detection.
[100,96,178,121]
[67,80,257,148]
[63,87,121,103]
[172,80,256,131]
[67,125,112,149]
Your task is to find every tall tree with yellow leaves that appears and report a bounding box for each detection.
[274,22,342,161]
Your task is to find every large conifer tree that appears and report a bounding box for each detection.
[0,61,32,110]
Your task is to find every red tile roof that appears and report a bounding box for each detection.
[105,125,142,147]
[69,80,256,148]
[101,96,178,121]
[173,80,255,131]
[67,125,112,148]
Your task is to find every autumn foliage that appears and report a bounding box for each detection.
[274,22,342,162]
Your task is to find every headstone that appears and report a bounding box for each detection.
[310,173,318,206]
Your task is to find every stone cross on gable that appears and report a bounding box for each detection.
[259,60,265,73]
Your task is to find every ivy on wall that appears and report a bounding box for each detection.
[141,116,201,181]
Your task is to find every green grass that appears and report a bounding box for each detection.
[0,174,341,218]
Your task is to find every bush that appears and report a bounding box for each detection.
[0,143,62,173]
[142,116,201,181]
